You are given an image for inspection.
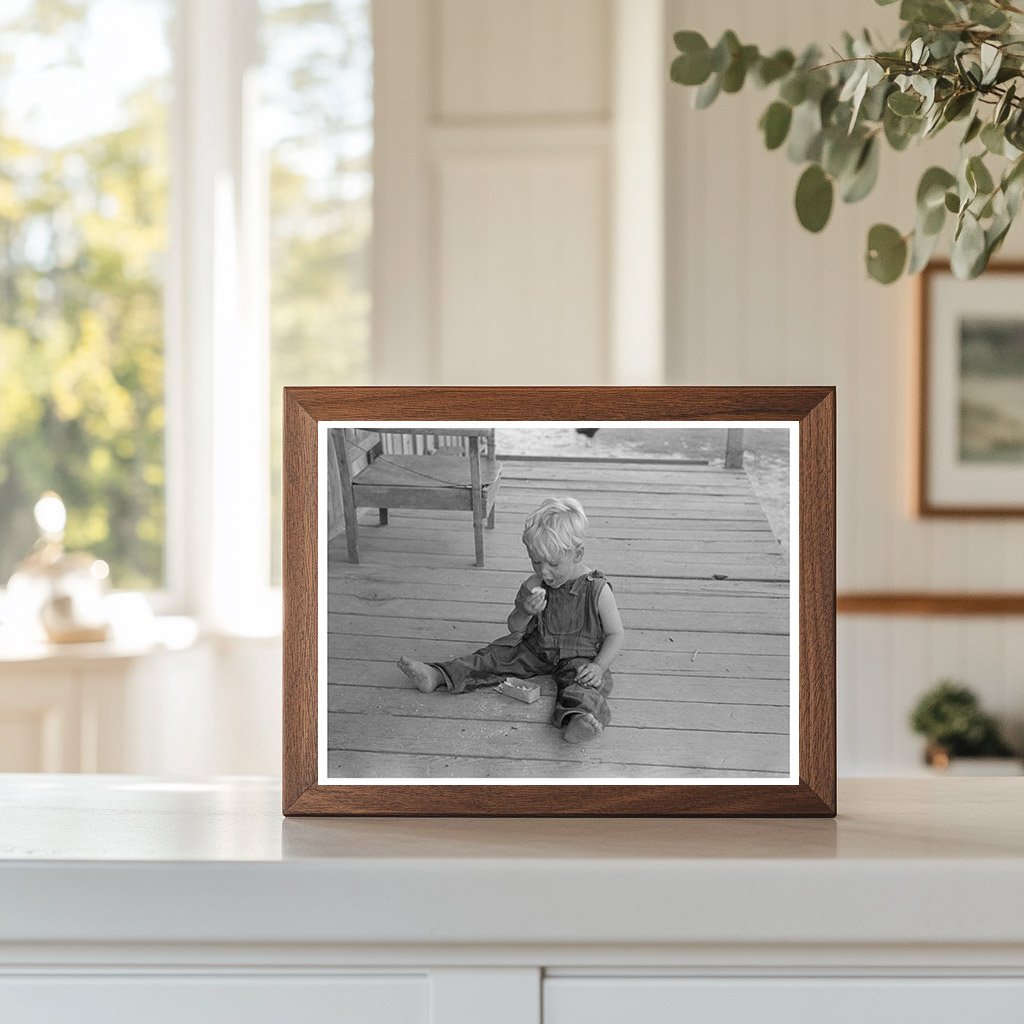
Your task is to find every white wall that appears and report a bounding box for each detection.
[665,0,1024,772]
[371,0,1024,775]
[373,0,665,386]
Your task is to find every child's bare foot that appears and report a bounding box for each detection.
[398,656,443,693]
[562,712,602,744]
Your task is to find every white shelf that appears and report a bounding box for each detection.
[3,775,1023,1020]
[1,776,1023,949]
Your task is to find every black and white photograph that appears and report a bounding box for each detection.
[319,422,796,783]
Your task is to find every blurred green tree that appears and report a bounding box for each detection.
[0,0,373,592]
[0,0,169,587]
[263,0,372,582]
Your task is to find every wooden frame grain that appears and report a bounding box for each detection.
[283,387,836,817]
[916,260,1024,518]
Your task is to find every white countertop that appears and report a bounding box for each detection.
[2,776,1023,949]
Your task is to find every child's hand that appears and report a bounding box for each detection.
[522,586,547,615]
[575,662,604,686]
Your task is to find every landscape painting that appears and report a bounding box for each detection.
[959,316,1024,464]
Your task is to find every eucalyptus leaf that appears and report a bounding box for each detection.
[921,200,946,235]
[944,190,961,213]
[904,0,958,28]
[760,101,793,150]
[694,73,721,109]
[967,154,995,196]
[884,106,921,150]
[927,30,962,60]
[888,90,921,115]
[820,85,841,126]
[951,211,986,278]
[721,45,759,93]
[917,166,957,210]
[995,82,1017,124]
[1003,157,1024,216]
[1006,171,1024,218]
[822,129,863,178]
[671,53,708,87]
[913,75,937,112]
[710,31,740,73]
[942,92,974,122]
[986,212,1012,259]
[981,122,1005,155]
[922,103,946,137]
[787,101,824,162]
[754,49,795,87]
[842,137,881,203]
[861,79,892,122]
[970,2,1009,29]
[795,164,834,232]
[908,221,942,273]
[962,115,983,145]
[779,73,807,106]
[980,42,1002,87]
[866,223,908,283]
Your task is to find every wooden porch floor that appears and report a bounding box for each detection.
[326,457,791,779]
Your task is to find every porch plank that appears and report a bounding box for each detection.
[327,665,790,704]
[328,712,789,774]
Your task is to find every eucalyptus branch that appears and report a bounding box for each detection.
[670,2,1024,283]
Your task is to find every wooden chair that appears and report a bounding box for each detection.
[332,428,501,567]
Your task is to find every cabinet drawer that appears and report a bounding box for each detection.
[0,974,428,1024]
[544,977,1024,1024]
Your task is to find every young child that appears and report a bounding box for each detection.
[397,497,624,743]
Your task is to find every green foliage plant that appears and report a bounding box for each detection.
[671,0,1024,283]
[909,679,1015,757]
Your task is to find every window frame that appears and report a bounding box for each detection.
[165,0,279,632]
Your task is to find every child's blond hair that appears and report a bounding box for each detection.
[522,497,588,562]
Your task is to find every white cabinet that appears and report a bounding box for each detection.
[1,975,428,1024]
[544,977,1024,1024]
[2,778,1023,1023]
[0,638,210,773]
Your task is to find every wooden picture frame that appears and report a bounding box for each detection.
[283,387,836,816]
[917,261,1024,517]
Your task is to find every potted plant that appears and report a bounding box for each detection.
[670,0,1024,283]
[909,679,1019,771]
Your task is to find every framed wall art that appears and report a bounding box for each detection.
[282,386,836,816]
[917,261,1024,517]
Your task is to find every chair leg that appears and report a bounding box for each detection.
[334,429,361,564]
[472,509,484,567]
[379,508,389,525]
[469,436,485,566]
[345,515,360,565]
[486,504,495,529]
[340,484,359,564]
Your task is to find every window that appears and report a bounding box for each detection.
[0,0,172,589]
[0,0,373,618]
[261,0,372,582]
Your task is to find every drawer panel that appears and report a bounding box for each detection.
[0,974,427,1024]
[545,977,1024,1024]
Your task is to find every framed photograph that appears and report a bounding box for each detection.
[283,387,835,816]
[917,261,1024,516]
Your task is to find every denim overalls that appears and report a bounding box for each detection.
[431,570,614,732]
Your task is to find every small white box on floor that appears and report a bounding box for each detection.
[496,679,541,704]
